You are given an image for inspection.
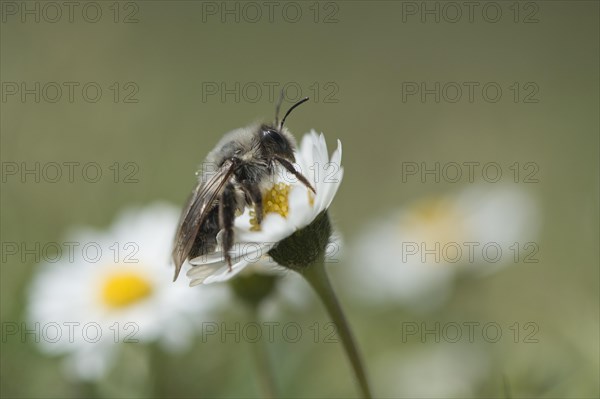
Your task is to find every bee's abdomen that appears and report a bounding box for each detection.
[189,206,219,258]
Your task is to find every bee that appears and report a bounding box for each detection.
[172,96,315,281]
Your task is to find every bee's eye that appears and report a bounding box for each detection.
[264,129,287,149]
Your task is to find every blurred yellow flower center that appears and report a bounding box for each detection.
[412,199,452,222]
[101,272,153,308]
[403,197,467,253]
[250,183,291,231]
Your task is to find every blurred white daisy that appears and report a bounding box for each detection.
[376,344,490,398]
[348,186,541,310]
[27,203,227,381]
[187,131,344,286]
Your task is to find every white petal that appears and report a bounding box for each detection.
[189,252,227,265]
[201,259,251,284]
[322,166,344,212]
[317,133,329,165]
[186,264,221,279]
[319,140,343,212]
[300,132,316,169]
[287,185,314,229]
[235,215,294,243]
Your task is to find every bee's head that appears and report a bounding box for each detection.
[259,125,295,160]
[258,95,310,161]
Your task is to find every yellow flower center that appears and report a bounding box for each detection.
[411,198,452,222]
[250,183,291,231]
[402,197,469,258]
[101,271,153,308]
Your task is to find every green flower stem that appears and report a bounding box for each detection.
[302,261,373,399]
[249,304,278,399]
[150,343,168,397]
[75,381,97,399]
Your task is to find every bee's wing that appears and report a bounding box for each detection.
[172,160,235,281]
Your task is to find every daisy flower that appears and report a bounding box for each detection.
[348,186,541,310]
[183,130,371,399]
[186,130,344,286]
[27,203,227,381]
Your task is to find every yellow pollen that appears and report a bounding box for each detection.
[101,272,153,309]
[250,183,291,231]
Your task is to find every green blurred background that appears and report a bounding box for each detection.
[1,1,598,398]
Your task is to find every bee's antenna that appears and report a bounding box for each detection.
[274,90,285,127]
[279,97,309,130]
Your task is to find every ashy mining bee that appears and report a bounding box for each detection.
[172,97,315,281]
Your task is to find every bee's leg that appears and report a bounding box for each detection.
[219,183,237,272]
[242,182,263,225]
[274,156,316,193]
